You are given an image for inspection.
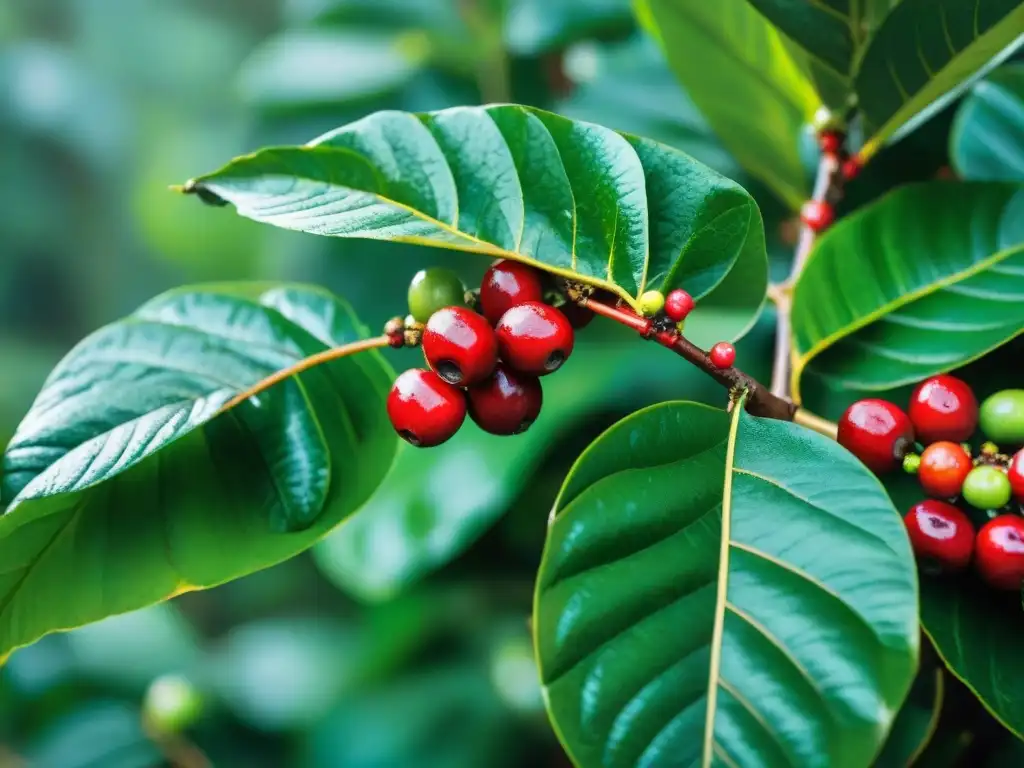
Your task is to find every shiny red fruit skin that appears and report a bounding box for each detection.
[909,375,978,444]
[819,131,843,155]
[1010,450,1024,502]
[904,500,974,571]
[467,364,543,435]
[709,342,735,369]
[919,441,973,498]
[479,260,545,325]
[387,369,466,447]
[495,301,574,376]
[841,157,862,180]
[422,306,498,386]
[975,515,1024,590]
[800,201,835,232]
[664,289,695,322]
[837,399,915,474]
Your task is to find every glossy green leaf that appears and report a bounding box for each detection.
[638,0,820,209]
[951,64,1024,182]
[535,400,919,768]
[504,0,633,56]
[875,662,943,767]
[0,283,396,658]
[24,701,160,768]
[185,104,768,329]
[746,0,855,75]
[854,0,1024,157]
[791,182,1024,407]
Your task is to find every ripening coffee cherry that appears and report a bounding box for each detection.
[408,268,467,323]
[387,369,466,447]
[479,260,545,325]
[1008,450,1024,502]
[837,399,915,474]
[962,465,1012,510]
[975,515,1024,590]
[918,441,973,498]
[664,289,695,322]
[979,389,1024,445]
[496,301,574,376]
[467,364,543,435]
[819,131,843,155]
[800,200,835,232]
[422,306,498,386]
[904,500,975,572]
[909,375,978,444]
[709,342,735,369]
[144,675,204,734]
[637,290,665,317]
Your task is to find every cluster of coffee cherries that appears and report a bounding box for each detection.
[838,376,1024,590]
[799,114,863,235]
[383,260,584,448]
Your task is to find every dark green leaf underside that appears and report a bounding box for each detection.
[0,284,396,657]
[535,401,918,768]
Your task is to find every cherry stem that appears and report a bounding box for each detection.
[770,150,841,399]
[143,717,212,768]
[220,336,391,412]
[581,297,797,422]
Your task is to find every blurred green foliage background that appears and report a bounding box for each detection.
[0,0,825,764]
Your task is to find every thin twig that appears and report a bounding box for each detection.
[220,336,391,412]
[458,0,511,103]
[770,152,839,398]
[142,717,212,768]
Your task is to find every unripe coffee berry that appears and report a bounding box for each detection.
[422,306,498,386]
[479,260,545,325]
[909,375,978,444]
[800,200,834,232]
[1009,450,1024,502]
[975,515,1024,590]
[918,441,972,498]
[496,301,574,376]
[709,342,735,369]
[664,289,695,322]
[467,364,543,435]
[837,399,915,474]
[637,290,665,317]
[962,465,1012,510]
[387,369,466,447]
[979,389,1024,445]
[144,675,204,734]
[408,268,467,323]
[904,500,974,572]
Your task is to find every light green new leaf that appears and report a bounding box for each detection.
[791,182,1024,407]
[855,0,1024,158]
[951,64,1024,182]
[184,105,768,341]
[638,0,821,209]
[0,284,396,658]
[535,401,918,768]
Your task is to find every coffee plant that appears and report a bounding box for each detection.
[2,0,1023,765]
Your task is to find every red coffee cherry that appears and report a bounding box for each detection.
[819,131,843,155]
[495,301,574,376]
[975,515,1024,590]
[664,289,696,322]
[904,500,974,572]
[467,363,543,435]
[841,157,862,180]
[1009,450,1024,502]
[909,375,978,444]
[838,399,915,474]
[479,260,545,325]
[422,306,498,386]
[386,369,466,447]
[800,200,835,233]
[709,342,735,369]
[918,441,973,498]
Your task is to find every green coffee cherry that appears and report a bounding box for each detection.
[902,453,921,474]
[979,389,1024,445]
[143,674,204,733]
[407,268,467,323]
[962,465,1012,510]
[637,290,665,317]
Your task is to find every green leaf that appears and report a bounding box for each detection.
[854,0,1024,158]
[184,104,768,330]
[0,283,396,658]
[503,0,634,56]
[638,0,821,209]
[24,701,161,768]
[875,662,943,767]
[746,0,857,75]
[951,64,1024,182]
[791,182,1024,408]
[534,400,919,768]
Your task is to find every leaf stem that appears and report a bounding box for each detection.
[770,151,840,398]
[143,718,212,768]
[220,336,391,412]
[581,297,797,422]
